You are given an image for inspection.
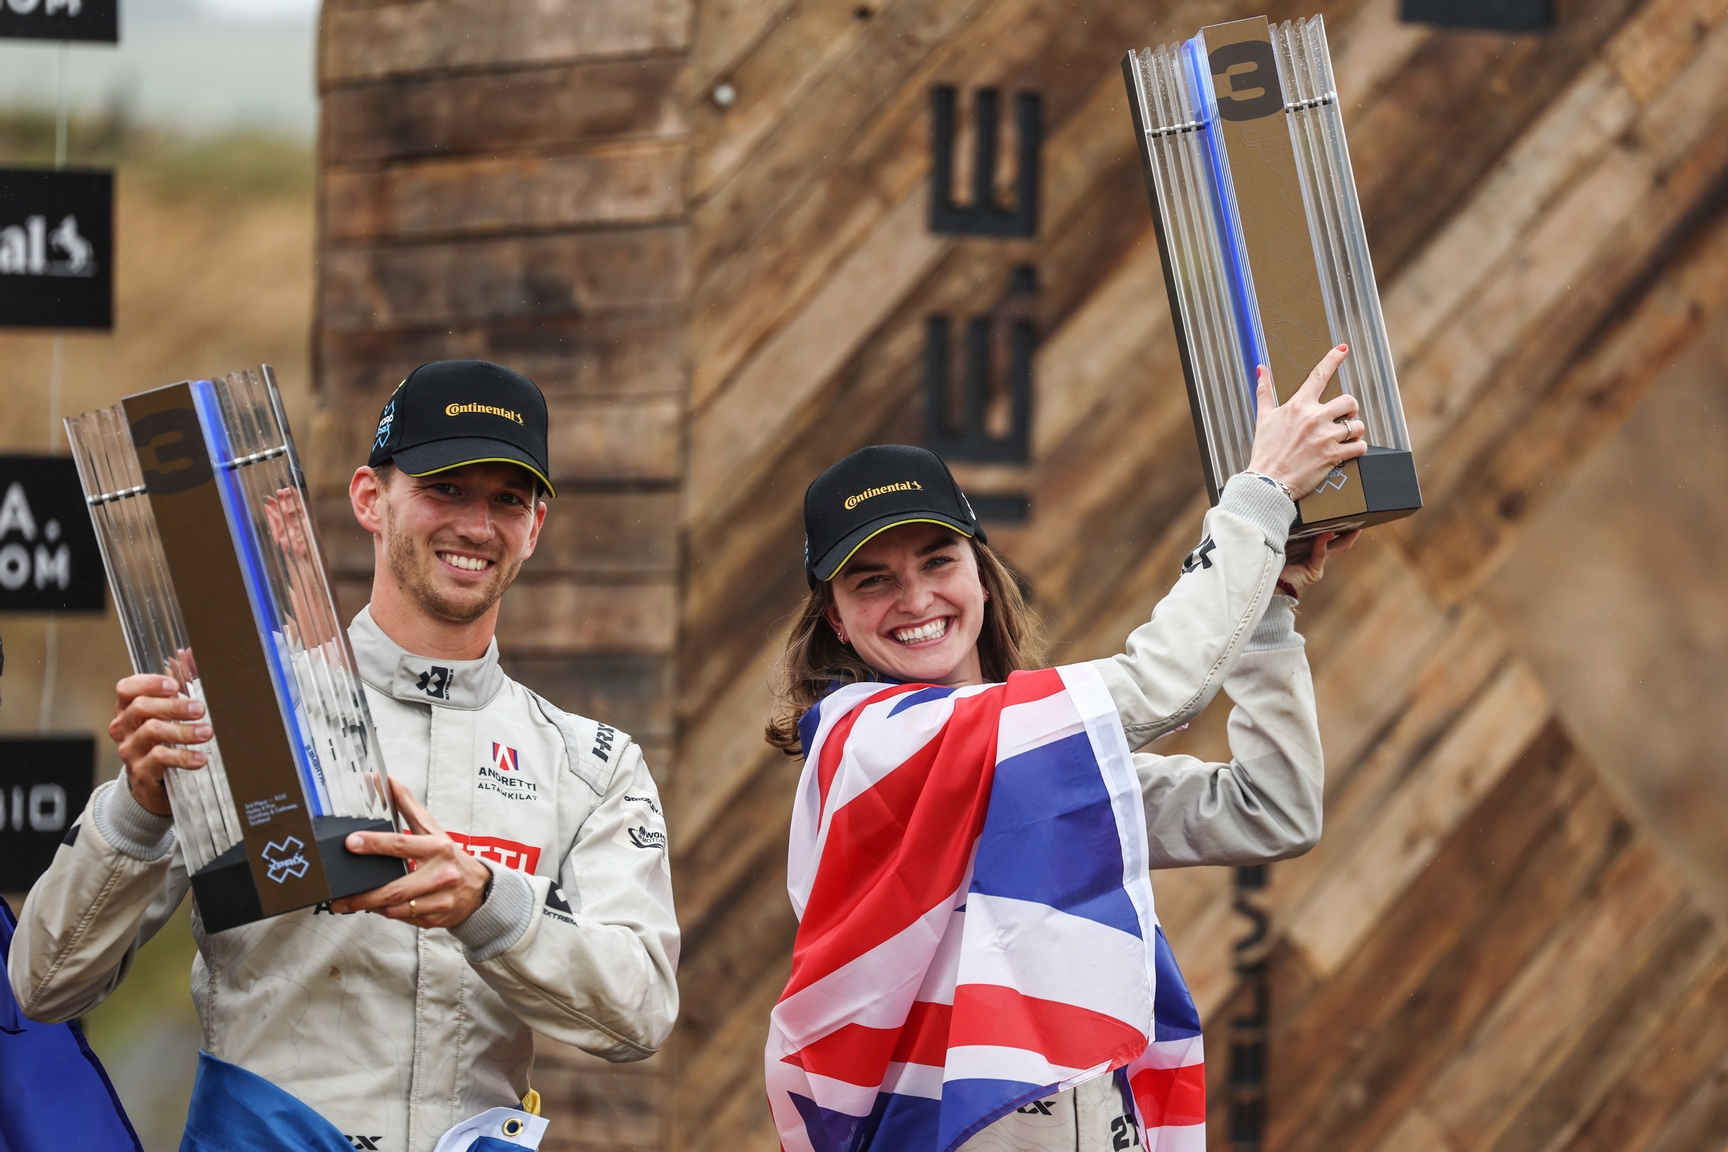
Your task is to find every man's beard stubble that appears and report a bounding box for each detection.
[383,519,524,626]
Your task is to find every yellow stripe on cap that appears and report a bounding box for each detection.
[401,456,557,498]
[821,517,974,581]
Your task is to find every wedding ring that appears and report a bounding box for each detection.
[408,899,418,917]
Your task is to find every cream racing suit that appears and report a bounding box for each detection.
[8,607,679,1152]
[964,473,1323,1152]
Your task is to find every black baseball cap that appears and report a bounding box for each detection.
[804,445,985,585]
[368,360,556,497]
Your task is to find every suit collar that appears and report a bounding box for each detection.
[349,605,505,710]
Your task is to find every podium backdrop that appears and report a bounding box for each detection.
[312,1,1728,1149]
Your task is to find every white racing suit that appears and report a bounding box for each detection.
[963,474,1324,1151]
[7,607,679,1152]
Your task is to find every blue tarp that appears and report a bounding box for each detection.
[178,1051,354,1152]
[0,895,143,1152]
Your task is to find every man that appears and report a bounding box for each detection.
[8,361,679,1151]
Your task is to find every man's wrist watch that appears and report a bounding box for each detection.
[480,866,496,906]
[1241,470,1297,502]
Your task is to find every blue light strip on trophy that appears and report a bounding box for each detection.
[1184,33,1270,412]
[1126,16,1420,526]
[190,377,330,818]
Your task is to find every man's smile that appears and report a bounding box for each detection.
[437,551,494,573]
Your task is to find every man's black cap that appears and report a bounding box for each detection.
[368,360,556,497]
[804,445,984,585]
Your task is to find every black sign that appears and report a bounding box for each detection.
[0,0,118,44]
[924,315,1034,465]
[0,737,94,891]
[0,168,113,330]
[931,88,1041,238]
[0,457,106,613]
[1401,0,1552,32]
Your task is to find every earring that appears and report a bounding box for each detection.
[835,628,848,645]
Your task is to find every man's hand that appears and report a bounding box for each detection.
[331,778,492,928]
[1280,529,1360,596]
[1246,345,1369,497]
[111,673,212,817]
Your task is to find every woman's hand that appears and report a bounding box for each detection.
[1246,345,1368,497]
[1280,530,1359,596]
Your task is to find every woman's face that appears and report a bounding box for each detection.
[825,523,987,688]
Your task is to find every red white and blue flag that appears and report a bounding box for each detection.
[767,664,1206,1152]
[492,742,519,772]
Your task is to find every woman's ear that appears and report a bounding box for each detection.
[823,599,845,635]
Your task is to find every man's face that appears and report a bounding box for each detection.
[372,463,546,625]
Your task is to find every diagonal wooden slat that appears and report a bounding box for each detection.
[1407,181,1728,604]
[1266,728,1641,1152]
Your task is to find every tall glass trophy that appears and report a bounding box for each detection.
[1123,14,1421,540]
[65,367,404,932]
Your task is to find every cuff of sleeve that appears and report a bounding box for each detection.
[92,777,176,863]
[1246,594,1304,652]
[452,861,535,963]
[1219,473,1296,554]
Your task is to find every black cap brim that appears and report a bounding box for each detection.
[810,511,976,583]
[392,438,557,498]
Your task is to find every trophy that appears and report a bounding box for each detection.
[1123,14,1421,540]
[65,368,403,932]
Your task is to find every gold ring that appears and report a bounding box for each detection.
[408,899,418,917]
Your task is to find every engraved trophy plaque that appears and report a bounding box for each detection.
[1123,14,1422,541]
[66,367,404,932]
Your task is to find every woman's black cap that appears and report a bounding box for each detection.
[367,360,556,497]
[804,445,984,586]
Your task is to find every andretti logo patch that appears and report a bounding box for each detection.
[478,761,539,803]
[447,831,540,873]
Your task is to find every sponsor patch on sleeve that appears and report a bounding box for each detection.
[613,821,667,853]
[542,882,577,924]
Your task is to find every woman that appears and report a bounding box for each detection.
[765,348,1365,1152]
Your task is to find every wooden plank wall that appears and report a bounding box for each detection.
[311,3,692,1149]
[667,0,1728,1149]
[312,0,1728,1150]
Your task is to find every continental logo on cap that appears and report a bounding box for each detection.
[844,480,923,510]
[446,402,525,424]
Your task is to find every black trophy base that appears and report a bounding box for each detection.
[1287,446,1423,558]
[190,816,407,934]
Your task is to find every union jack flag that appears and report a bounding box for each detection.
[492,742,519,772]
[766,665,1205,1152]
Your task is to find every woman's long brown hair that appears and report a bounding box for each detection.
[764,538,1045,756]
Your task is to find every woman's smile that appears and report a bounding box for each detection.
[889,617,951,646]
